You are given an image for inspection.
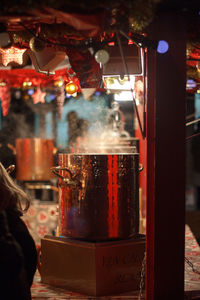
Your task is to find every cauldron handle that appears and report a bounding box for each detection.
[51,166,82,188]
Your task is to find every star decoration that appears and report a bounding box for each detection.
[0,46,27,66]
[32,86,46,104]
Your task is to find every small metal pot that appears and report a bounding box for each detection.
[9,138,57,181]
[52,153,140,241]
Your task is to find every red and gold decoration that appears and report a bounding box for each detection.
[54,78,64,88]
[0,68,81,90]
[0,1,197,95]
[0,1,198,97]
[66,48,102,88]
[0,82,11,116]
[0,68,80,115]
[65,81,78,94]
[32,86,46,104]
[0,1,157,35]
[0,46,27,66]
[0,3,153,91]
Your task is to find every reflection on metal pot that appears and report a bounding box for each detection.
[52,153,139,241]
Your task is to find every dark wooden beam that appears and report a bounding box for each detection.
[146,12,186,300]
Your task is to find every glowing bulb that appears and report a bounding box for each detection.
[27,89,34,95]
[95,49,110,64]
[65,82,78,94]
[186,79,196,90]
[157,40,169,54]
[54,79,63,87]
[23,81,32,87]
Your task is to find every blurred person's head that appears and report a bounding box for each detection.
[67,111,78,123]
[0,162,30,213]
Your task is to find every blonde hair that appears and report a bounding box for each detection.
[0,162,30,213]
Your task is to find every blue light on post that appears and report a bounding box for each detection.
[157,40,169,54]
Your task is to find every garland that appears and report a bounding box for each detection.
[0,68,81,89]
[1,0,157,34]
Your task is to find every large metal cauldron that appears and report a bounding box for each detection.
[15,138,56,181]
[52,153,139,241]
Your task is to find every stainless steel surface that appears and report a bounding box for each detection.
[54,153,139,241]
[78,138,139,154]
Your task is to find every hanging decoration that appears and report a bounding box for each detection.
[0,46,27,66]
[0,68,81,90]
[29,37,46,52]
[0,1,198,63]
[54,78,64,88]
[65,81,78,94]
[94,49,110,65]
[0,82,11,116]
[23,80,33,88]
[32,86,46,104]
[56,86,65,119]
[66,48,102,88]
[1,1,157,36]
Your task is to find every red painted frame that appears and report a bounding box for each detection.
[146,12,186,300]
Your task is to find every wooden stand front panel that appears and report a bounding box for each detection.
[41,236,145,296]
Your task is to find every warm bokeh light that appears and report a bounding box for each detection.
[65,81,78,94]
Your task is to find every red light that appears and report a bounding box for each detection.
[107,155,119,238]
[108,42,115,46]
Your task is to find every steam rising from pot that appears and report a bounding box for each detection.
[66,100,136,154]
